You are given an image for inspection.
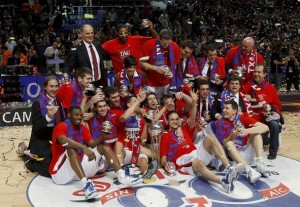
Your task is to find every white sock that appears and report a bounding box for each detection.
[116,169,123,176]
[81,177,88,187]
[225,164,231,170]
[256,157,263,162]
[245,165,251,171]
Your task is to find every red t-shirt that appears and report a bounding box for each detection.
[160,124,196,168]
[140,38,180,87]
[102,36,152,74]
[49,122,92,174]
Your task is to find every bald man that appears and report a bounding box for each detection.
[225,37,264,85]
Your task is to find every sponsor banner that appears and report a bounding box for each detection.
[0,73,115,102]
[27,156,300,207]
[0,107,31,126]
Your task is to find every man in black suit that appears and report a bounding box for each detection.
[17,76,63,177]
[63,24,107,88]
[219,75,253,117]
[196,79,221,122]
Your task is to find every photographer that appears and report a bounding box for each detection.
[281,48,299,91]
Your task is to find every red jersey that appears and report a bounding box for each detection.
[102,36,152,74]
[49,122,93,174]
[242,80,281,122]
[225,47,264,84]
[160,124,196,168]
[140,38,180,87]
[210,115,257,146]
[87,109,123,144]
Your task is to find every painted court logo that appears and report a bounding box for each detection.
[27,156,300,207]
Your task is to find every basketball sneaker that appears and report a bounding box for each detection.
[246,167,261,184]
[256,160,270,177]
[221,163,244,193]
[117,169,143,189]
[16,141,28,156]
[143,160,159,179]
[83,179,99,200]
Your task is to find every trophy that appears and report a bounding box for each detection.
[263,104,272,117]
[182,78,189,85]
[148,122,164,161]
[62,73,70,85]
[141,19,149,28]
[46,100,54,109]
[102,121,113,134]
[236,66,245,78]
[236,120,244,133]
[119,85,129,96]
[212,73,220,83]
[85,83,95,96]
[168,164,176,177]
[198,116,207,128]
[162,65,170,76]
[143,110,154,123]
[96,87,105,100]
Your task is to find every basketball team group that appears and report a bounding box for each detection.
[18,21,284,200]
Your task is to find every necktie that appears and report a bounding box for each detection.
[89,44,99,80]
[53,100,62,124]
[201,100,207,117]
[207,62,213,79]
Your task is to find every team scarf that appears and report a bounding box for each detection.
[153,39,181,93]
[118,69,144,95]
[39,92,56,124]
[167,130,178,162]
[232,47,258,80]
[71,81,83,107]
[220,90,253,115]
[64,118,84,159]
[177,55,200,85]
[249,79,268,111]
[125,115,141,165]
[198,57,218,79]
[90,112,117,143]
[214,114,245,146]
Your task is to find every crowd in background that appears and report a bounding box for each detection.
[0,0,299,90]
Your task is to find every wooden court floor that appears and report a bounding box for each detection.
[0,111,299,207]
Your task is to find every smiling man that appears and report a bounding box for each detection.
[225,37,264,86]
[160,90,243,193]
[114,55,146,95]
[63,24,107,87]
[102,22,158,74]
[204,100,269,183]
[242,64,282,160]
[49,106,142,200]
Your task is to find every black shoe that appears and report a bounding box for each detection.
[143,160,159,179]
[268,154,277,160]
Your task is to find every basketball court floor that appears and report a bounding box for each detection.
[1,111,300,207]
